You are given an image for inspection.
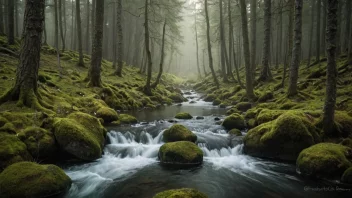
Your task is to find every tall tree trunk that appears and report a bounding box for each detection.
[7,0,14,45]
[323,0,338,136]
[15,0,18,37]
[76,0,84,66]
[115,0,123,76]
[0,0,4,35]
[239,0,255,100]
[250,0,257,78]
[112,2,117,68]
[71,0,74,49]
[219,0,228,82]
[232,36,245,88]
[152,20,166,88]
[195,11,201,78]
[307,0,315,67]
[54,0,63,77]
[258,0,272,82]
[336,0,342,55]
[202,49,207,76]
[343,0,351,53]
[287,0,303,97]
[315,0,321,62]
[143,0,152,95]
[87,0,104,87]
[91,0,95,43]
[85,0,90,53]
[281,0,294,87]
[58,0,65,51]
[205,0,219,88]
[279,0,283,64]
[321,0,326,56]
[63,0,66,48]
[226,0,236,81]
[0,0,48,111]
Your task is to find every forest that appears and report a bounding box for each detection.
[0,0,351,197]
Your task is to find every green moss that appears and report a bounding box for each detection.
[175,112,193,120]
[247,118,257,129]
[222,113,245,130]
[158,141,203,165]
[341,167,352,184]
[235,102,252,112]
[169,93,186,103]
[118,114,138,124]
[334,111,352,137]
[256,109,285,125]
[96,107,118,123]
[153,188,208,198]
[0,162,71,197]
[17,127,57,159]
[163,124,197,143]
[229,129,242,136]
[296,143,352,178]
[204,94,216,102]
[53,112,106,161]
[258,91,274,102]
[0,133,32,170]
[212,98,221,106]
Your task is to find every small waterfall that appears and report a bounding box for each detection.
[199,143,243,157]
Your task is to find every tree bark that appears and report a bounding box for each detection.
[258,0,272,82]
[112,2,117,68]
[250,0,257,78]
[58,0,65,51]
[0,0,4,35]
[343,0,351,53]
[115,0,123,77]
[91,0,95,43]
[7,0,14,45]
[85,0,90,53]
[152,20,166,88]
[219,0,228,82]
[307,0,315,67]
[281,0,294,87]
[232,36,244,88]
[87,0,104,87]
[54,0,63,77]
[336,0,342,55]
[239,0,255,100]
[15,0,18,37]
[315,0,321,62]
[76,0,84,66]
[287,0,303,97]
[323,0,338,136]
[205,0,219,88]
[321,0,326,55]
[0,0,49,111]
[195,10,201,78]
[143,0,152,95]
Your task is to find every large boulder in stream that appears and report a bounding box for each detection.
[0,162,71,197]
[297,143,352,179]
[221,113,246,130]
[159,141,203,165]
[163,124,197,143]
[154,188,208,198]
[243,112,321,161]
[175,112,193,120]
[53,112,107,161]
[118,114,138,124]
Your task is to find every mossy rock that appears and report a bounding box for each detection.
[258,91,274,102]
[229,129,242,136]
[169,93,186,103]
[118,114,138,124]
[235,102,252,112]
[212,99,221,106]
[247,119,257,129]
[17,127,57,159]
[244,112,321,161]
[0,133,32,170]
[222,113,245,130]
[163,124,197,143]
[153,188,208,198]
[334,111,352,137]
[0,162,71,197]
[204,94,216,102]
[226,107,240,115]
[96,107,118,123]
[158,141,203,165]
[53,112,106,161]
[256,109,285,125]
[341,167,352,184]
[297,143,352,178]
[175,112,193,120]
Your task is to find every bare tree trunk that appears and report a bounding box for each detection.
[239,0,255,100]
[112,2,117,68]
[115,0,123,77]
[250,0,257,77]
[336,0,342,55]
[54,0,63,77]
[323,0,338,136]
[321,0,326,56]
[76,0,84,66]
[202,49,207,76]
[152,20,166,88]
[143,0,152,95]
[0,0,4,35]
[281,0,294,87]
[58,0,65,51]
[85,0,90,53]
[307,0,315,67]
[195,11,201,78]
[0,0,49,111]
[258,0,272,82]
[71,0,74,49]
[315,0,321,62]
[219,0,228,82]
[87,0,104,87]
[8,0,14,45]
[232,36,245,88]
[287,0,303,97]
[205,0,219,88]
[63,0,66,48]
[343,0,351,54]
[91,0,95,43]
[15,0,18,37]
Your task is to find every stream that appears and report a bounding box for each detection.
[64,90,348,198]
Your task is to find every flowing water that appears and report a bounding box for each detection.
[64,91,349,198]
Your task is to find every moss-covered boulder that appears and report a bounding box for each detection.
[258,91,274,102]
[169,93,187,103]
[18,127,57,159]
[159,141,203,165]
[53,112,106,161]
[212,99,221,106]
[256,109,285,125]
[175,112,193,120]
[163,124,197,143]
[222,113,245,130]
[96,107,118,123]
[244,112,321,161]
[235,102,252,112]
[297,143,352,178]
[154,188,208,198]
[0,133,32,170]
[334,111,352,137]
[118,114,138,124]
[341,167,352,184]
[0,162,71,197]
[229,129,242,136]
